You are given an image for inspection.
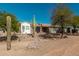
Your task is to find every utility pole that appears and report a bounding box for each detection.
[6,16,11,50]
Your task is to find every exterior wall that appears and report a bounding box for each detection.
[21,22,32,34]
[49,28,57,33]
[20,23,79,35]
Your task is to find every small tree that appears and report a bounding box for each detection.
[71,16,79,28]
[0,11,19,32]
[51,4,73,38]
[70,16,79,34]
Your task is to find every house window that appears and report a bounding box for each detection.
[26,26,29,30]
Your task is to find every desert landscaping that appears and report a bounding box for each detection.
[0,3,79,56]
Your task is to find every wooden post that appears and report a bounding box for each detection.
[6,16,11,50]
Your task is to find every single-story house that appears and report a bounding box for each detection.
[20,22,79,34]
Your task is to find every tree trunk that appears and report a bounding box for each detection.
[60,25,64,38]
[60,15,64,38]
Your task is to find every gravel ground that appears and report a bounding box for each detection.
[0,34,79,56]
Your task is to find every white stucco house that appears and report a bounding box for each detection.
[20,22,32,34]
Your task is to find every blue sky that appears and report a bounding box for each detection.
[0,3,79,24]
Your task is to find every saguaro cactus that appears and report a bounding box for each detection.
[32,15,36,37]
[6,16,11,50]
